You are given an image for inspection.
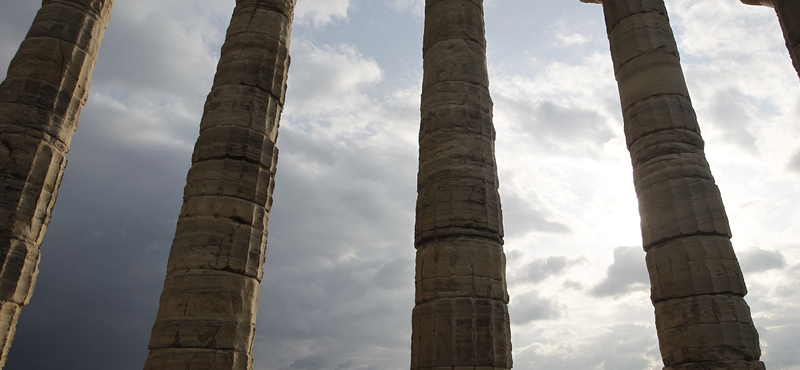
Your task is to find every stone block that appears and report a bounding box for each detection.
[0,238,40,305]
[415,237,507,302]
[0,132,66,245]
[144,348,251,370]
[655,295,761,366]
[601,0,668,34]
[415,177,503,242]
[192,125,278,169]
[607,11,679,72]
[423,39,488,89]
[637,178,730,249]
[199,85,283,139]
[149,270,258,351]
[412,297,511,369]
[169,198,268,279]
[423,0,486,54]
[183,158,275,206]
[647,235,747,302]
[615,52,689,111]
[623,94,701,148]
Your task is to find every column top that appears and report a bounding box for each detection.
[579,0,602,3]
[741,0,775,7]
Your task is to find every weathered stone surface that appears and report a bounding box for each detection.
[144,348,252,370]
[655,295,761,366]
[413,0,511,368]
[0,0,114,366]
[144,1,296,369]
[647,236,747,302]
[411,298,511,369]
[588,0,764,368]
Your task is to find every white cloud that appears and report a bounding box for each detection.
[295,0,351,27]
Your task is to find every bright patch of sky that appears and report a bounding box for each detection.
[1,1,798,370]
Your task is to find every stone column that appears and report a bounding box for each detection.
[742,0,800,80]
[0,0,114,366]
[581,0,765,369]
[411,0,512,369]
[143,1,295,369]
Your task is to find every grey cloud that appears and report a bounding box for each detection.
[510,290,567,325]
[787,149,800,173]
[496,97,614,157]
[513,323,660,370]
[739,248,787,274]
[501,191,571,236]
[590,246,649,298]
[707,90,758,153]
[513,255,588,284]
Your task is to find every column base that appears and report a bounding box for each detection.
[664,360,765,370]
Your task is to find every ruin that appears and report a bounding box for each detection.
[0,0,797,369]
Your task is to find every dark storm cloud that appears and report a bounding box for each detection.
[590,246,648,298]
[739,248,787,274]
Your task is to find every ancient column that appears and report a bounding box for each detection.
[143,1,295,369]
[580,0,765,369]
[412,0,512,369]
[742,0,800,80]
[0,0,114,366]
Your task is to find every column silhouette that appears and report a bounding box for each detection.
[0,0,114,366]
[742,0,800,80]
[582,0,765,369]
[143,1,296,369]
[412,0,512,368]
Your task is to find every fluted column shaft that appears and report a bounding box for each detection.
[0,0,113,366]
[143,1,295,369]
[592,0,765,369]
[412,0,512,369]
[742,0,800,80]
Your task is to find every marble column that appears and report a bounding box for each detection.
[742,0,800,80]
[412,0,512,369]
[143,1,295,369]
[581,0,765,369]
[0,0,114,366]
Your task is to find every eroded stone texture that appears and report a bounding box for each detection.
[0,0,114,366]
[412,0,512,369]
[587,0,765,369]
[741,0,800,80]
[143,1,296,369]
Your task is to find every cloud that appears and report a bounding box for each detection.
[502,191,571,237]
[284,40,383,119]
[295,0,350,27]
[510,290,567,325]
[513,256,587,284]
[788,149,800,173]
[590,247,649,298]
[739,248,787,273]
[513,323,660,370]
[706,89,758,153]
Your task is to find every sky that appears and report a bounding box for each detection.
[1,0,799,369]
